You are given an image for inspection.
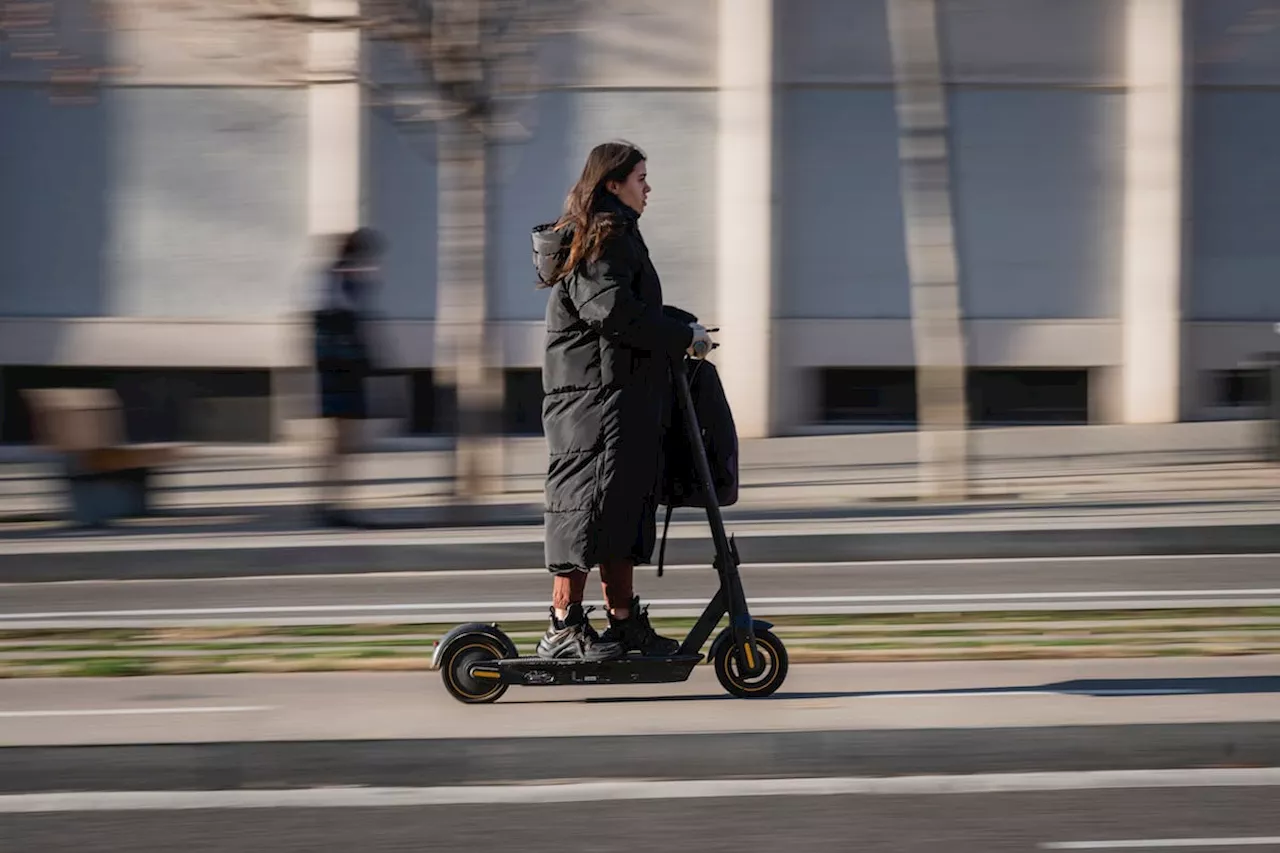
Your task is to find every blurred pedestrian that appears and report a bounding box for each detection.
[312,227,384,528]
[529,140,714,660]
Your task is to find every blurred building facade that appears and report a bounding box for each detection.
[2,0,1280,444]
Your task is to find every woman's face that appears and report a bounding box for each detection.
[607,160,649,215]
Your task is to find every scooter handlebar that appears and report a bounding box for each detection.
[688,326,720,360]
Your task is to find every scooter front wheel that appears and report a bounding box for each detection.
[440,636,509,704]
[713,628,788,698]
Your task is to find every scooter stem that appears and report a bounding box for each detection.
[670,355,762,675]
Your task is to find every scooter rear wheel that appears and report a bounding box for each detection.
[713,628,788,698]
[441,637,509,704]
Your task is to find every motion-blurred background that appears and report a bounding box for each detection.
[4,5,1280,850]
[3,0,1278,508]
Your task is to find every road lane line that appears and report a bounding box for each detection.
[1043,839,1280,849]
[0,706,273,719]
[3,768,1280,813]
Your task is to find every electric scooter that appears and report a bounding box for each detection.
[430,351,788,703]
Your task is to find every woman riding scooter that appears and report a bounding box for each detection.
[531,140,714,662]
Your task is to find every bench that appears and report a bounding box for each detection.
[22,388,185,527]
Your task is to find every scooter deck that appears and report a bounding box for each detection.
[470,653,704,687]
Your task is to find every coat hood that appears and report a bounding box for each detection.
[531,221,569,287]
[531,196,640,287]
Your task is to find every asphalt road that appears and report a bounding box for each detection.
[4,786,1280,852]
[3,512,1280,583]
[5,657,1280,748]
[2,553,1279,627]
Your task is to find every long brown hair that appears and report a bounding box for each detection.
[545,140,646,285]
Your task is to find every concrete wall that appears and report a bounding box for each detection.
[1191,0,1280,86]
[949,91,1125,320]
[364,0,719,329]
[5,0,1280,432]
[938,0,1126,84]
[109,89,310,319]
[1188,2,1280,324]
[0,3,309,364]
[775,0,1126,325]
[0,87,308,331]
[1189,93,1280,322]
[0,90,114,318]
[1180,0,1280,418]
[364,111,439,321]
[775,90,910,320]
[487,91,719,324]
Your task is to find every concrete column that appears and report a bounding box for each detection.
[1088,366,1124,424]
[306,0,362,238]
[435,121,504,497]
[715,0,775,438]
[1121,0,1186,424]
[887,0,969,499]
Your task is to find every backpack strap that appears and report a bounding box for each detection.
[656,503,674,578]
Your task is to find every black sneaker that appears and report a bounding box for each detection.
[535,603,624,661]
[602,596,681,657]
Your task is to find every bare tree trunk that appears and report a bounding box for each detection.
[436,121,503,503]
[430,0,504,506]
[886,0,969,501]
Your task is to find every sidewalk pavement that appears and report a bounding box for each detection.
[6,657,1280,746]
[1,419,1278,582]
[1,419,1276,519]
[1,490,1278,582]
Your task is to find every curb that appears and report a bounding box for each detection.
[3,723,1279,793]
[2,523,1280,583]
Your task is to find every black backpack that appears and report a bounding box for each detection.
[655,357,740,575]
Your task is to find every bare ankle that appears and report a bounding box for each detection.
[610,608,630,621]
[554,608,569,622]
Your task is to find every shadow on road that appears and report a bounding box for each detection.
[1034,676,1280,697]
[502,675,1280,705]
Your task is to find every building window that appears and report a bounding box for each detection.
[408,369,545,436]
[967,369,1089,425]
[503,369,544,436]
[1,367,272,444]
[1210,369,1270,409]
[815,367,1091,427]
[409,370,447,434]
[817,368,918,424]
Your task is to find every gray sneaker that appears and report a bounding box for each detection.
[535,603,624,661]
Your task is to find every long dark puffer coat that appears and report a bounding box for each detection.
[532,196,695,574]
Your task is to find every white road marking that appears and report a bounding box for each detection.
[2,767,1280,813]
[1043,839,1280,849]
[0,706,272,719]
[4,589,1279,622]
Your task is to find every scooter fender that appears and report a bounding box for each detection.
[430,622,518,671]
[707,619,774,667]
